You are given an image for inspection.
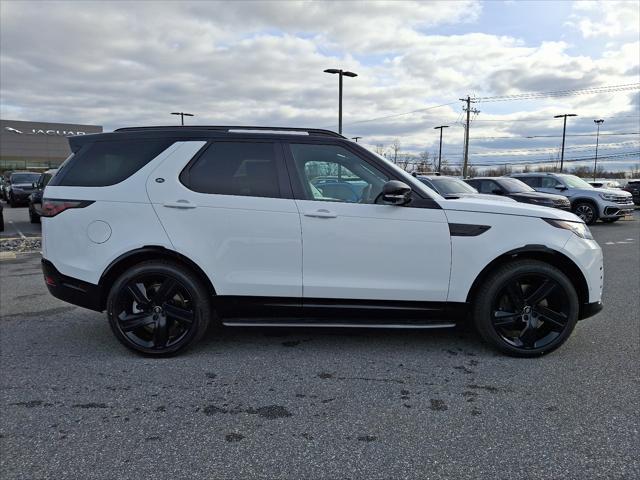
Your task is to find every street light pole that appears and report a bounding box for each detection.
[324,69,358,135]
[554,113,577,172]
[593,119,604,181]
[433,125,449,173]
[171,112,194,126]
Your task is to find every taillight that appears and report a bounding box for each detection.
[41,198,94,217]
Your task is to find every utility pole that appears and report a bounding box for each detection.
[554,113,577,172]
[171,112,194,125]
[433,125,449,173]
[459,96,478,178]
[593,119,604,181]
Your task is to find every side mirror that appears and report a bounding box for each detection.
[555,185,567,191]
[382,180,411,205]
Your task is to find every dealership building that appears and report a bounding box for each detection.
[1,119,103,173]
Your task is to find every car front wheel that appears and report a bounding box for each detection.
[473,260,579,357]
[573,202,597,225]
[107,260,211,356]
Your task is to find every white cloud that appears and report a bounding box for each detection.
[567,0,640,38]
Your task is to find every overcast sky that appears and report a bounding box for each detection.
[1,0,639,171]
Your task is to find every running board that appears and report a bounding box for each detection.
[222,321,456,329]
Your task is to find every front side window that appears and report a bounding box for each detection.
[184,142,280,198]
[289,144,389,203]
[541,177,562,189]
[518,176,541,188]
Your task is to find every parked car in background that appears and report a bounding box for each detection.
[5,171,41,207]
[0,203,4,232]
[622,179,640,205]
[0,176,7,201]
[464,177,571,211]
[510,172,634,225]
[28,169,58,223]
[41,125,603,358]
[417,175,516,202]
[589,180,621,189]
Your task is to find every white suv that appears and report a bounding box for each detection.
[41,126,604,357]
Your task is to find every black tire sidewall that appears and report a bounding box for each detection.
[106,261,211,356]
[473,260,580,357]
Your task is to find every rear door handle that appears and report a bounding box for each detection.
[304,209,337,218]
[163,200,197,209]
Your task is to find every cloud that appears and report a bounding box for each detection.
[0,0,638,171]
[566,0,640,39]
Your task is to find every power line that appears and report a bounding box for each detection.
[473,83,640,102]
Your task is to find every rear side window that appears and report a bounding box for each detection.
[182,142,280,198]
[50,139,172,187]
[518,176,541,188]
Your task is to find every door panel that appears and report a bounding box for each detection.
[146,140,302,298]
[285,142,451,302]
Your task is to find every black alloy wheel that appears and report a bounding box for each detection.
[473,260,579,357]
[107,261,211,355]
[573,202,597,225]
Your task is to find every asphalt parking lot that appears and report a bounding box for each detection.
[1,212,638,479]
[0,203,41,239]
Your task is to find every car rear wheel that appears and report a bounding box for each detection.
[29,208,40,223]
[573,202,597,225]
[473,260,579,357]
[107,260,211,356]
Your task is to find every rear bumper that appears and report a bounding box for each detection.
[579,301,603,320]
[41,259,103,312]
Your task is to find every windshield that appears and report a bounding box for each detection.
[496,177,534,193]
[561,174,594,189]
[431,177,477,194]
[11,173,40,184]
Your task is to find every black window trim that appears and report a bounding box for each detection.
[179,139,293,200]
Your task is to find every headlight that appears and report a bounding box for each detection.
[543,218,593,240]
[599,193,618,201]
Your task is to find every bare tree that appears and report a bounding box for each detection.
[391,138,401,164]
[374,144,386,157]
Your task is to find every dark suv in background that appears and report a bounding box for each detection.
[5,171,41,207]
[28,169,58,223]
[623,179,640,205]
[464,177,571,210]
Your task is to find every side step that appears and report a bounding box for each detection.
[222,320,456,329]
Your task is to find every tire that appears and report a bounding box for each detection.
[601,217,620,223]
[572,201,597,225]
[106,260,211,356]
[472,260,579,357]
[29,208,40,223]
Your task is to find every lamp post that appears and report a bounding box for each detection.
[554,113,577,172]
[593,119,604,181]
[324,68,358,135]
[171,112,194,126]
[433,125,449,173]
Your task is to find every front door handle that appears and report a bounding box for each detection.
[304,209,337,218]
[163,200,197,209]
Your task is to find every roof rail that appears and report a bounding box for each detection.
[113,125,346,138]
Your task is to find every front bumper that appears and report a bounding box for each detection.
[42,259,103,312]
[600,200,635,218]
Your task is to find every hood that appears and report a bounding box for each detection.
[439,197,581,221]
[445,192,516,203]
[591,187,632,197]
[510,191,567,201]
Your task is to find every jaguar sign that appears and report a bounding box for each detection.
[4,126,87,136]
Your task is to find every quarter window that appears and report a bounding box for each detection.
[289,144,389,203]
[184,142,280,198]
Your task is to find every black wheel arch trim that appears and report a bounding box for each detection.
[465,244,592,318]
[98,246,217,310]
